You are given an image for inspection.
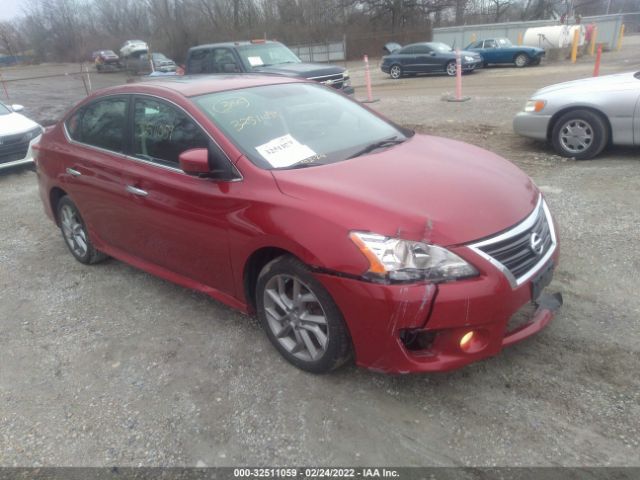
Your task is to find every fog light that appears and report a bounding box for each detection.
[460,331,475,350]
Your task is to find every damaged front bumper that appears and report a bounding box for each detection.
[314,248,561,374]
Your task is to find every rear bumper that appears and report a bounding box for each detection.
[513,112,552,140]
[314,246,560,374]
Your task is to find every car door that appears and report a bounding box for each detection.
[482,39,499,63]
[414,45,437,72]
[398,46,418,73]
[61,96,133,251]
[116,95,236,293]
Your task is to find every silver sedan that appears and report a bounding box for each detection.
[514,71,640,159]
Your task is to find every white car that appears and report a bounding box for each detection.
[0,102,43,170]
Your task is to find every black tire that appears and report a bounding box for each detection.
[532,57,541,66]
[551,109,609,160]
[256,255,352,373]
[389,64,403,79]
[445,60,457,76]
[514,53,529,67]
[57,196,108,264]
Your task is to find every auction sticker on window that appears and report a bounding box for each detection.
[247,56,264,66]
[256,134,316,168]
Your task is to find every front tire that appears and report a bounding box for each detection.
[389,64,402,79]
[57,196,107,264]
[514,53,529,67]
[256,255,351,373]
[446,61,457,76]
[551,109,609,160]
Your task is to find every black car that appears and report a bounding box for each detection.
[185,40,353,95]
[381,42,482,79]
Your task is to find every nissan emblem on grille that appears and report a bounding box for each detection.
[530,232,544,255]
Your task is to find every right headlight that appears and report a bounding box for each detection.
[524,99,546,113]
[349,231,478,283]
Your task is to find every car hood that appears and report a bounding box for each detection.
[272,135,538,246]
[533,71,639,97]
[0,112,40,135]
[252,62,345,78]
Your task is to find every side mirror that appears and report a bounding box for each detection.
[222,63,238,73]
[179,148,210,175]
[179,143,240,181]
[11,104,24,112]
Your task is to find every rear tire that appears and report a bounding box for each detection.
[551,109,608,160]
[57,196,108,264]
[256,255,351,373]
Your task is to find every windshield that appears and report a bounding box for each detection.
[0,103,11,115]
[237,43,301,69]
[431,42,453,53]
[498,38,512,47]
[194,83,409,170]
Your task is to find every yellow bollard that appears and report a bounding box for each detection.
[517,32,523,46]
[617,24,625,51]
[589,27,598,55]
[571,28,579,63]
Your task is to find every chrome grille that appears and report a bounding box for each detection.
[0,133,30,165]
[468,196,557,288]
[308,73,344,90]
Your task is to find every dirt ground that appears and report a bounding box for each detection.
[1,37,639,467]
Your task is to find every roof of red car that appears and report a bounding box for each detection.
[105,74,300,98]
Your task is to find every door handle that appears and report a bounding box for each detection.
[125,185,148,197]
[66,167,81,177]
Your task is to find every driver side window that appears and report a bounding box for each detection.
[484,40,497,48]
[133,97,209,168]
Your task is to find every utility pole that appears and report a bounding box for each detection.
[606,0,612,14]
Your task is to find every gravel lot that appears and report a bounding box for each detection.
[1,38,639,467]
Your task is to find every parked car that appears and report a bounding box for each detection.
[34,75,561,374]
[514,71,640,159]
[381,42,482,79]
[126,52,178,75]
[93,50,122,72]
[119,40,148,58]
[185,40,353,95]
[0,102,43,171]
[465,38,545,67]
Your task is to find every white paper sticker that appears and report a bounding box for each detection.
[255,134,317,168]
[247,56,264,66]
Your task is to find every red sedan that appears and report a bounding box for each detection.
[34,75,561,374]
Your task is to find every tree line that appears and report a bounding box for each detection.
[0,0,637,63]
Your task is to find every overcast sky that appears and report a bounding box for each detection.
[0,0,23,21]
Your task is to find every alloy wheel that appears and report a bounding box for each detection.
[390,65,401,79]
[60,204,88,258]
[559,119,594,155]
[263,274,329,362]
[446,62,457,76]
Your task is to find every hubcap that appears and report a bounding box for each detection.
[263,275,329,362]
[390,66,401,78]
[447,63,456,75]
[60,204,88,258]
[559,119,593,154]
[516,55,527,67]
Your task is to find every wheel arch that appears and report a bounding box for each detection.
[546,106,612,144]
[49,187,68,226]
[243,246,298,313]
[513,51,531,61]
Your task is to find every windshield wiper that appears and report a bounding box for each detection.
[283,160,326,170]
[348,137,405,159]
